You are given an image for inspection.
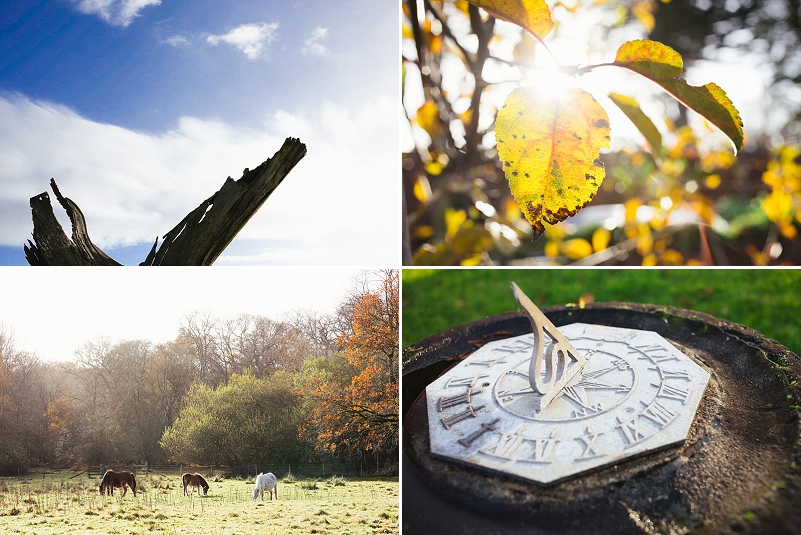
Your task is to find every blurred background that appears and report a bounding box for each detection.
[401,269,801,358]
[402,0,801,265]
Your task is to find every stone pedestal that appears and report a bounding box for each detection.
[402,303,801,534]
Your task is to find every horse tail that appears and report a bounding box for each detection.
[130,472,137,496]
[99,471,107,494]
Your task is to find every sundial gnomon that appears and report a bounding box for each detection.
[425,283,711,485]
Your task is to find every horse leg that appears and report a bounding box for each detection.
[122,485,128,497]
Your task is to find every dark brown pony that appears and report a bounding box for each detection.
[182,473,209,496]
[99,469,137,497]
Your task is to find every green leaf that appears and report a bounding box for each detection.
[612,39,744,151]
[468,0,554,40]
[496,87,610,241]
[608,92,663,156]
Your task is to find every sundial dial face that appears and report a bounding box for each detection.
[425,286,711,485]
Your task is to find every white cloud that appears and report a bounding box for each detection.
[69,0,161,27]
[166,35,189,46]
[206,23,279,61]
[0,93,399,266]
[302,27,329,56]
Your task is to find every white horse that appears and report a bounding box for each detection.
[252,472,278,501]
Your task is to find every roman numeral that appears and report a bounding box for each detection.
[519,431,559,464]
[478,428,526,461]
[445,373,488,389]
[653,368,692,381]
[640,400,679,429]
[437,388,482,411]
[616,416,649,448]
[574,426,604,460]
[457,418,500,448]
[652,382,690,403]
[439,404,485,430]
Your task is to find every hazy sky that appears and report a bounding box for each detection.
[0,267,363,362]
[0,0,399,266]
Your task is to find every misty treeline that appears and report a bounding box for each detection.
[0,270,398,475]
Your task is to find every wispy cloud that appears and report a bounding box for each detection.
[0,94,398,265]
[165,35,189,46]
[206,22,279,60]
[302,27,329,56]
[69,0,161,27]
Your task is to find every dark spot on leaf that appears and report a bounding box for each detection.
[522,134,527,139]
[525,173,530,178]
[604,135,611,140]
[572,132,583,140]
[585,173,594,181]
[593,119,610,129]
[536,148,541,151]
[593,158,605,168]
[556,139,562,144]
[512,171,518,176]
[557,188,564,195]
[513,134,517,139]
[505,162,511,167]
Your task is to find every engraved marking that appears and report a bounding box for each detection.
[652,367,692,381]
[438,388,483,411]
[519,431,559,464]
[630,343,668,355]
[575,426,605,460]
[440,404,485,430]
[653,382,691,403]
[616,415,649,448]
[497,386,536,403]
[466,356,508,368]
[571,403,604,419]
[494,338,536,355]
[478,428,527,461]
[640,400,679,429]
[457,418,500,448]
[445,373,489,389]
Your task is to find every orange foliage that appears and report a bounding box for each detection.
[301,271,399,461]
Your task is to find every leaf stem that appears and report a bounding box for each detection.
[573,62,617,76]
[532,33,561,68]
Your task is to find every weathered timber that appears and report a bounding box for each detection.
[24,137,306,266]
[24,179,121,266]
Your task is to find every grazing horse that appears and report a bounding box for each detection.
[99,469,137,497]
[182,473,209,496]
[252,472,277,501]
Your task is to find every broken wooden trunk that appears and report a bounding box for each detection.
[24,137,306,266]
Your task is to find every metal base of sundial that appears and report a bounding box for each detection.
[402,303,801,535]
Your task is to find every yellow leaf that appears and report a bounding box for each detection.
[413,175,433,201]
[468,0,554,40]
[608,92,663,155]
[460,253,484,266]
[513,32,537,64]
[591,228,611,252]
[544,240,560,258]
[562,238,593,260]
[445,208,467,240]
[612,40,744,151]
[662,249,685,265]
[416,100,441,140]
[496,87,611,241]
[704,173,721,190]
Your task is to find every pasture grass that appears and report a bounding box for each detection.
[0,471,398,534]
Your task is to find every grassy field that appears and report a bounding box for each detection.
[0,470,398,535]
[402,268,801,357]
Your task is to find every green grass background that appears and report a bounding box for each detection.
[402,269,801,357]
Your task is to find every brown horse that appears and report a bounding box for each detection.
[182,473,209,496]
[99,469,137,497]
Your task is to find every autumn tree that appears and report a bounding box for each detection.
[300,270,399,470]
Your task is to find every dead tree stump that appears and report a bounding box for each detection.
[24,137,306,266]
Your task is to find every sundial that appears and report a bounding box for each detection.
[425,283,710,485]
[403,286,801,535]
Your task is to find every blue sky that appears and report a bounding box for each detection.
[0,0,399,265]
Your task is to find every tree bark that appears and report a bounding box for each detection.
[24,137,306,266]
